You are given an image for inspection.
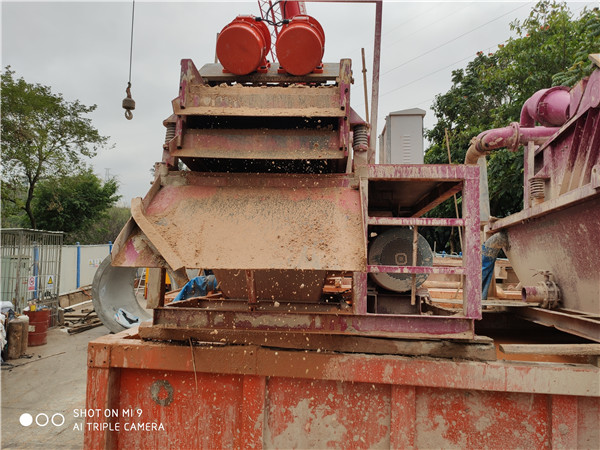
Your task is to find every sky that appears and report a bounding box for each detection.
[1,0,595,204]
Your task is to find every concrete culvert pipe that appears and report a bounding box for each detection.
[92,256,152,334]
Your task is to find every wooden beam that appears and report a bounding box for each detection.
[411,182,463,217]
[499,344,600,356]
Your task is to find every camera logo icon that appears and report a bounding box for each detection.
[20,412,65,427]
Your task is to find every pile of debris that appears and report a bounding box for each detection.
[63,300,102,334]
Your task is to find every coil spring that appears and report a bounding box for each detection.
[529,177,545,200]
[164,123,176,144]
[353,125,369,151]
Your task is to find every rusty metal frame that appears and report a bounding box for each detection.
[515,307,600,343]
[114,0,484,341]
[364,164,482,319]
[486,67,600,340]
[152,306,475,340]
[85,329,600,449]
[146,164,480,341]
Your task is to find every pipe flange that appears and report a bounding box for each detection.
[522,271,560,308]
[507,122,521,152]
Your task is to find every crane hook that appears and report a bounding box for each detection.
[122,82,135,120]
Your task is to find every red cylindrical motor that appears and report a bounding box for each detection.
[276,15,325,76]
[216,16,271,75]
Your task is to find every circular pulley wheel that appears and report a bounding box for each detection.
[368,228,434,293]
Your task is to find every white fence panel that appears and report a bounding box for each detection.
[59,244,111,293]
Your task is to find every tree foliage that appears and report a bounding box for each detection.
[31,169,121,244]
[1,67,109,228]
[67,205,131,245]
[423,1,599,253]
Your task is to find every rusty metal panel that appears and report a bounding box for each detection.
[415,389,551,448]
[368,164,479,181]
[172,128,343,160]
[213,269,326,302]
[112,172,365,272]
[263,377,392,448]
[486,70,599,331]
[174,84,344,117]
[516,307,600,342]
[151,306,476,340]
[137,325,496,360]
[85,332,600,449]
[501,198,600,316]
[462,171,482,319]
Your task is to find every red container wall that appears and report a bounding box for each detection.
[24,309,50,346]
[85,330,600,449]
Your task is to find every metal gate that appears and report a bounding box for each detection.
[0,229,63,323]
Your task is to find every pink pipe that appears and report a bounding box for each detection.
[465,123,559,164]
[520,86,570,127]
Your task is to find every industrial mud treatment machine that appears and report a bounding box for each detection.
[93,3,482,342]
[86,3,599,449]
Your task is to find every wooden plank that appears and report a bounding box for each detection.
[66,323,99,330]
[422,281,462,289]
[58,288,93,308]
[499,344,600,356]
[65,299,93,309]
[68,320,103,334]
[517,307,600,342]
[146,268,162,309]
[429,289,464,301]
[430,295,537,307]
[64,313,98,319]
[138,324,497,361]
[412,181,463,217]
[432,257,463,267]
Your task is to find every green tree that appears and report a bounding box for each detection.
[69,205,131,245]
[423,1,599,252]
[1,67,109,228]
[551,6,600,86]
[31,169,120,244]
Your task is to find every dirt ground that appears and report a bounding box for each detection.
[1,325,110,449]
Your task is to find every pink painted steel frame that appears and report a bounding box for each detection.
[362,164,481,320]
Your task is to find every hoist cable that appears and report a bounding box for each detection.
[128,0,136,84]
